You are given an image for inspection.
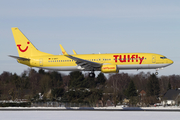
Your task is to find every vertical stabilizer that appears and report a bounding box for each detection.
[11,27,51,58]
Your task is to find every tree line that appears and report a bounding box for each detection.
[0,69,180,107]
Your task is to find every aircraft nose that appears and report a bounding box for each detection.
[168,59,174,64]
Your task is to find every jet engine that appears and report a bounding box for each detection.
[101,64,119,73]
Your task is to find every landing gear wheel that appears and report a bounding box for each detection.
[155,72,158,75]
[89,73,95,78]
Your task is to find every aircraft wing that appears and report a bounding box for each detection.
[59,44,102,70]
[9,55,30,60]
[65,55,102,70]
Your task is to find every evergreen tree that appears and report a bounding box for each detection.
[168,79,171,90]
[82,77,96,88]
[96,72,106,85]
[147,74,160,97]
[126,80,137,98]
[52,88,64,99]
[69,71,85,88]
[38,69,45,74]
[49,71,63,87]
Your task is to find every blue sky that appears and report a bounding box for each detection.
[0,0,180,76]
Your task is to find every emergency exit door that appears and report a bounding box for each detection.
[39,58,43,66]
[152,55,156,63]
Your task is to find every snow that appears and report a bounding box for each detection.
[1,106,180,110]
[0,111,180,120]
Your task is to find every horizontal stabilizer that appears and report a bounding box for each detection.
[9,55,30,60]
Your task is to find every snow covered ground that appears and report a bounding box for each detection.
[0,111,180,120]
[1,106,180,111]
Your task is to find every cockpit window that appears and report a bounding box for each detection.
[160,56,167,59]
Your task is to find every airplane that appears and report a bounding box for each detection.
[9,27,173,77]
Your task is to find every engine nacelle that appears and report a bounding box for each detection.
[101,64,119,73]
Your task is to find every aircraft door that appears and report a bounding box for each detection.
[39,58,43,66]
[152,55,156,63]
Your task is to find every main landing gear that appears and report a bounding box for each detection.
[89,71,95,78]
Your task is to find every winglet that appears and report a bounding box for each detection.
[73,50,77,55]
[59,44,68,55]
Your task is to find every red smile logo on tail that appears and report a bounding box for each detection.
[17,42,30,52]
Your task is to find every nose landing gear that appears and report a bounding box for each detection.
[155,71,158,75]
[155,68,160,75]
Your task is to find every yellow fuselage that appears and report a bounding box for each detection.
[18,53,173,72]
